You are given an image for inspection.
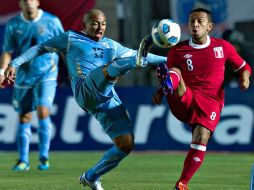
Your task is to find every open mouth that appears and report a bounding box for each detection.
[95,32,103,38]
[192,29,198,34]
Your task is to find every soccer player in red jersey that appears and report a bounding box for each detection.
[152,8,252,190]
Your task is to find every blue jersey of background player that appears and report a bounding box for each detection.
[0,0,64,171]
[5,9,165,189]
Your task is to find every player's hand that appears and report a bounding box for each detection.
[0,74,5,88]
[239,70,250,91]
[4,65,16,84]
[152,88,164,105]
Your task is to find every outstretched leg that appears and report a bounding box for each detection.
[156,63,181,95]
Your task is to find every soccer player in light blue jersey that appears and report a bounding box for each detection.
[5,9,165,189]
[0,0,64,171]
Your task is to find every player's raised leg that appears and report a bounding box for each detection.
[105,56,137,79]
[136,34,153,67]
[156,63,181,95]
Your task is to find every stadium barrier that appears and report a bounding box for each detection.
[0,86,253,151]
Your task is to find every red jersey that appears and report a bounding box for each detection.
[166,36,248,130]
[168,36,246,106]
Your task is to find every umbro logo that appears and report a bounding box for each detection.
[193,157,201,162]
[184,54,192,59]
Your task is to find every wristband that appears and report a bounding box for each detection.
[0,69,5,76]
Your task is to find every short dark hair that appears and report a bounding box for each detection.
[189,8,213,22]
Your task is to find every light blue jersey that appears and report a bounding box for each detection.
[11,30,166,137]
[4,9,64,168]
[11,31,166,78]
[3,9,64,86]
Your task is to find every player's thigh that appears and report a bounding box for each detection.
[34,80,57,108]
[71,73,114,110]
[88,66,115,96]
[167,85,194,121]
[13,87,34,114]
[194,94,222,132]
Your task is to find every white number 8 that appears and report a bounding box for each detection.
[210,112,217,121]
[186,59,193,71]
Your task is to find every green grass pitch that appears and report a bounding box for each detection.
[0,151,252,190]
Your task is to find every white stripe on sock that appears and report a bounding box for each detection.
[191,143,207,151]
[169,70,180,82]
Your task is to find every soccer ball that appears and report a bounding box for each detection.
[151,19,181,48]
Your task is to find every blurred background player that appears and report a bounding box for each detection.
[0,0,64,171]
[4,9,165,190]
[151,8,252,190]
[222,29,254,87]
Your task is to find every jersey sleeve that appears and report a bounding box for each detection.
[11,32,69,68]
[42,31,69,52]
[2,21,15,53]
[224,40,246,71]
[52,16,64,35]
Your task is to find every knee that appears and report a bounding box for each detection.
[192,126,211,145]
[19,113,32,123]
[171,67,181,75]
[102,65,118,82]
[37,106,50,119]
[114,134,134,154]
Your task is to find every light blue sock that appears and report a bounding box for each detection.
[38,117,52,159]
[86,146,128,181]
[17,123,31,163]
[106,56,136,78]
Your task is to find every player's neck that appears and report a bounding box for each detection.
[23,9,39,20]
[192,36,208,45]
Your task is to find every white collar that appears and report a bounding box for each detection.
[189,36,211,49]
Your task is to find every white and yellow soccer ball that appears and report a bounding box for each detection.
[151,19,181,48]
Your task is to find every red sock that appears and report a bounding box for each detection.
[169,70,180,91]
[176,143,206,186]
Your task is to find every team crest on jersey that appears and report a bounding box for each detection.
[102,42,110,48]
[213,47,224,58]
[184,54,192,59]
[37,26,45,35]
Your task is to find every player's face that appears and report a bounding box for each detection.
[19,0,40,18]
[84,13,106,41]
[188,12,213,44]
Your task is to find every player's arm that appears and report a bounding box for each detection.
[224,40,252,91]
[5,44,48,81]
[0,52,12,87]
[152,88,164,105]
[5,32,69,81]
[238,64,251,91]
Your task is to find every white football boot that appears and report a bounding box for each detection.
[79,173,104,190]
[136,34,153,67]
